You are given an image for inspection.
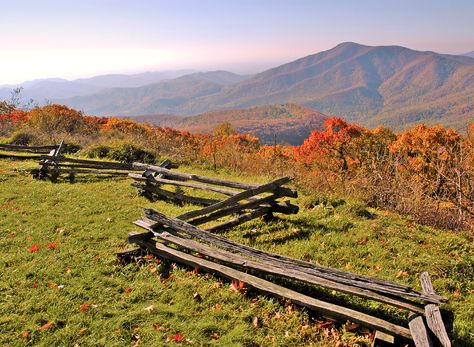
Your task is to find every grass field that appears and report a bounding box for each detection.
[0,157,473,346]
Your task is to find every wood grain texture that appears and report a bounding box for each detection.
[420,272,451,347]
[128,232,413,340]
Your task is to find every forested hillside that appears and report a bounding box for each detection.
[56,43,474,130]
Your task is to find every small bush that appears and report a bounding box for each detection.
[62,142,82,154]
[83,144,111,159]
[9,131,37,146]
[108,142,156,164]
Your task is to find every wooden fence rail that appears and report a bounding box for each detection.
[129,165,299,230]
[36,152,146,180]
[126,167,450,344]
[123,205,452,345]
[0,142,61,160]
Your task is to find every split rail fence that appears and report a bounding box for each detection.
[129,162,299,231]
[0,143,61,160]
[0,144,452,345]
[36,149,143,181]
[122,165,451,346]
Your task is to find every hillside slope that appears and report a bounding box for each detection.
[129,104,328,145]
[1,159,472,346]
[194,42,474,129]
[63,71,247,116]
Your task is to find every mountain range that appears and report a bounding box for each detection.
[0,70,194,101]
[2,42,474,133]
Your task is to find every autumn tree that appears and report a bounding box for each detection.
[27,104,93,143]
[294,117,365,176]
[390,124,472,227]
[212,122,237,137]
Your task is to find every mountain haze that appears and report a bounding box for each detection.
[0,70,193,102]
[3,43,473,130]
[62,71,247,116]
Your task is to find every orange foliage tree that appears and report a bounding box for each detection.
[27,104,95,143]
[294,117,365,171]
[389,124,472,226]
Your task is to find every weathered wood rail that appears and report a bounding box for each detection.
[36,152,145,180]
[129,163,299,230]
[122,206,452,345]
[124,166,451,345]
[0,142,61,160]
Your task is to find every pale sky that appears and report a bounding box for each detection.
[1,0,474,85]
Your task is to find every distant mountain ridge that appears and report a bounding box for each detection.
[128,103,327,145]
[0,69,194,102]
[64,71,247,116]
[59,42,474,130]
[463,51,474,58]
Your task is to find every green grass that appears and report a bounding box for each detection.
[0,158,473,346]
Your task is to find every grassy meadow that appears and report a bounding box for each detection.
[0,157,473,346]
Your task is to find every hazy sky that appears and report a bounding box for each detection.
[1,0,473,84]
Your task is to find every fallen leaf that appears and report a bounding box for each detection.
[214,303,222,311]
[356,236,368,245]
[48,281,58,288]
[345,322,360,331]
[153,323,163,331]
[230,280,245,292]
[170,333,185,341]
[212,282,221,289]
[396,270,408,278]
[144,305,155,313]
[252,316,259,328]
[66,267,71,274]
[210,332,220,340]
[29,244,40,253]
[193,266,199,275]
[317,321,333,328]
[124,287,132,294]
[80,303,91,312]
[41,321,54,330]
[380,239,387,246]
[300,325,310,335]
[26,235,32,241]
[285,303,296,314]
[21,330,29,338]
[47,242,57,249]
[149,266,157,273]
[33,279,37,289]
[106,217,113,222]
